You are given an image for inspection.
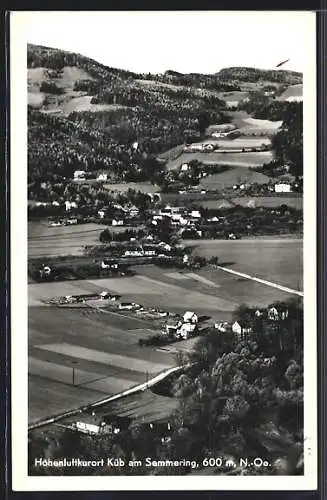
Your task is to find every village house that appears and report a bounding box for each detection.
[180,163,191,172]
[65,200,77,211]
[101,259,119,270]
[158,242,172,252]
[73,170,86,180]
[232,320,253,337]
[274,182,292,193]
[268,306,289,321]
[214,321,231,333]
[97,172,108,181]
[143,245,156,256]
[255,309,265,318]
[128,205,139,217]
[123,247,144,257]
[99,291,120,301]
[190,210,201,219]
[183,311,198,324]
[203,143,215,151]
[112,219,125,226]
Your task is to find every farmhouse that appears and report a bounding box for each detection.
[232,321,253,337]
[214,321,231,333]
[119,302,138,310]
[97,173,108,181]
[101,259,119,270]
[183,311,198,324]
[190,210,201,219]
[274,182,292,193]
[158,242,172,252]
[128,205,139,217]
[143,245,157,256]
[178,322,197,340]
[75,422,100,435]
[268,306,289,321]
[112,219,125,226]
[64,200,77,211]
[74,170,86,180]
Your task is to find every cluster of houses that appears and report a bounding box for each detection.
[231,179,300,194]
[72,416,173,444]
[97,203,141,225]
[211,129,239,138]
[73,170,109,182]
[151,205,202,228]
[214,305,291,340]
[183,143,217,153]
[164,311,199,340]
[99,240,173,259]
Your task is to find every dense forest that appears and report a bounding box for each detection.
[28,44,303,185]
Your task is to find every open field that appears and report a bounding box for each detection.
[157,145,185,162]
[28,273,240,316]
[216,91,249,107]
[28,264,245,422]
[200,136,272,149]
[200,195,303,210]
[137,264,302,313]
[28,221,145,258]
[28,222,105,257]
[166,151,274,171]
[226,111,282,135]
[199,167,270,189]
[28,66,127,114]
[48,389,179,430]
[28,304,177,423]
[61,96,127,114]
[103,182,159,194]
[230,196,303,209]
[28,232,303,424]
[198,199,235,209]
[278,84,303,102]
[182,238,303,291]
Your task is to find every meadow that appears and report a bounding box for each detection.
[166,151,274,171]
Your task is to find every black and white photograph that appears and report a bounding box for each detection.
[10,10,317,490]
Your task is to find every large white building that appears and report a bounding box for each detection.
[274,182,292,193]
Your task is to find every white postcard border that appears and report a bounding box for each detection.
[10,10,317,491]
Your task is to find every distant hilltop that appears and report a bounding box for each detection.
[28,44,302,86]
[216,67,302,85]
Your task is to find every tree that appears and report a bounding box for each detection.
[99,228,112,243]
[197,112,210,136]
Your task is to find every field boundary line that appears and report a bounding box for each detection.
[211,265,303,297]
[28,364,186,431]
[86,303,158,327]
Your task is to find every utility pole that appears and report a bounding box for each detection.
[72,361,78,385]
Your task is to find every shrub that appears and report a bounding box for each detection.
[40,81,64,95]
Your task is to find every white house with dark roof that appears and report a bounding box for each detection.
[232,321,253,336]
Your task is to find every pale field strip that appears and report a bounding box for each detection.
[35,343,172,374]
[214,265,303,296]
[28,365,184,429]
[29,357,137,393]
[134,275,238,310]
[164,272,221,288]
[183,272,221,288]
